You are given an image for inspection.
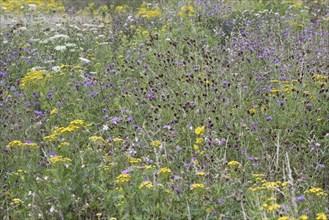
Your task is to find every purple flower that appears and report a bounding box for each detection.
[112,117,120,124]
[48,150,57,157]
[222,81,230,87]
[266,116,272,121]
[32,93,39,99]
[34,110,43,115]
[146,93,156,100]
[163,125,171,129]
[10,86,15,91]
[251,121,258,132]
[128,116,134,123]
[24,102,31,107]
[121,167,131,174]
[0,72,6,77]
[296,195,305,203]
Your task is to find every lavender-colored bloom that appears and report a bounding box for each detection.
[10,86,15,91]
[219,138,227,146]
[174,187,181,193]
[266,116,272,121]
[146,93,156,100]
[34,110,43,115]
[104,114,109,120]
[32,93,39,99]
[56,102,62,107]
[305,103,312,108]
[0,72,6,77]
[277,100,285,106]
[121,167,131,174]
[163,125,171,129]
[4,147,10,152]
[24,102,31,107]
[176,146,183,152]
[48,150,57,157]
[184,162,192,168]
[296,195,305,203]
[222,81,230,87]
[111,117,120,124]
[128,116,134,123]
[34,102,40,106]
[251,121,258,132]
[174,175,180,181]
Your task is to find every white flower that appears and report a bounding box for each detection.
[102,124,109,131]
[49,34,69,41]
[55,45,66,51]
[79,57,90,63]
[51,66,61,72]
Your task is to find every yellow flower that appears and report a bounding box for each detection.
[12,198,23,206]
[277,217,289,220]
[196,171,205,176]
[195,126,205,136]
[50,108,58,115]
[21,70,48,89]
[50,156,71,164]
[305,187,327,196]
[150,141,161,147]
[115,174,131,183]
[159,167,171,174]
[113,137,124,143]
[129,158,142,165]
[228,161,240,167]
[89,136,104,142]
[316,213,327,220]
[178,6,195,17]
[195,138,204,144]
[115,5,127,14]
[139,181,153,189]
[299,216,309,220]
[248,108,257,115]
[190,183,205,190]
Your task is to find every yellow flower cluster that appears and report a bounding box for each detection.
[136,4,161,19]
[20,70,48,89]
[89,136,104,142]
[249,179,288,192]
[316,213,327,220]
[195,126,205,136]
[11,198,23,206]
[305,187,327,197]
[50,155,71,164]
[129,158,142,165]
[44,120,86,141]
[178,6,195,17]
[150,140,161,147]
[159,167,171,174]
[195,138,204,144]
[190,183,205,190]
[6,140,38,149]
[115,174,131,183]
[262,203,280,211]
[228,160,240,167]
[1,0,64,14]
[139,181,153,189]
[115,5,127,14]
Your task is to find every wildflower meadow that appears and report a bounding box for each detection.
[0,0,328,219]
